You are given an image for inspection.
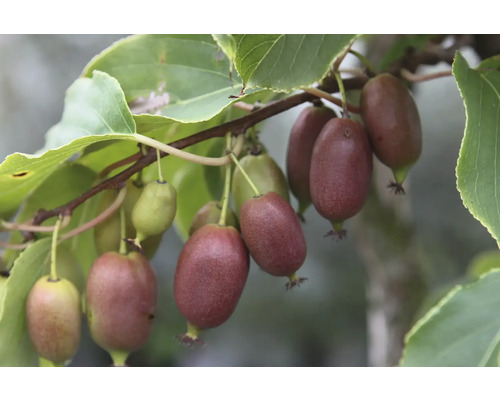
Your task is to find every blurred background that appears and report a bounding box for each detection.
[0,34,496,367]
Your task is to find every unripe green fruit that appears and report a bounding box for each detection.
[231,153,290,215]
[174,224,249,332]
[188,201,238,237]
[360,73,422,189]
[94,181,162,258]
[309,118,373,234]
[26,276,82,365]
[131,180,177,242]
[86,251,158,359]
[286,105,336,215]
[239,191,306,284]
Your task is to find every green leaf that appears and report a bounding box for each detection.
[400,269,500,367]
[232,34,357,91]
[455,52,500,247]
[212,34,237,61]
[0,238,52,367]
[1,163,97,270]
[83,34,262,123]
[0,70,136,217]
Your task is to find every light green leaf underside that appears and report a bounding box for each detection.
[232,34,357,91]
[400,269,500,366]
[0,238,52,367]
[82,34,262,123]
[455,52,500,247]
[0,70,136,217]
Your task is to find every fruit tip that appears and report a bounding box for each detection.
[387,181,406,195]
[285,273,308,290]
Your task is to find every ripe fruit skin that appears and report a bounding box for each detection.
[86,251,158,354]
[174,224,249,330]
[188,200,238,237]
[94,181,162,258]
[232,153,290,215]
[360,73,422,182]
[286,105,336,215]
[132,180,177,241]
[310,118,373,227]
[26,276,81,365]
[239,191,306,277]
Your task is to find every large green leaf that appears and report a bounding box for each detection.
[455,53,500,247]
[400,269,500,367]
[231,34,357,91]
[0,238,52,367]
[82,34,262,123]
[0,70,136,217]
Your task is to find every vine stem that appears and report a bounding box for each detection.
[133,133,244,167]
[49,215,63,280]
[59,186,127,243]
[229,152,261,197]
[1,215,71,233]
[400,68,452,82]
[218,133,233,227]
[302,87,360,113]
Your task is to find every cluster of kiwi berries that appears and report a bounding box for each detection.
[24,72,422,366]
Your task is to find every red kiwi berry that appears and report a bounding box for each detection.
[286,104,336,218]
[174,224,249,345]
[239,191,307,289]
[86,251,158,366]
[309,118,373,239]
[26,276,82,366]
[232,152,290,215]
[360,73,422,194]
[188,200,238,237]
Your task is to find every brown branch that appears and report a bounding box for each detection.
[31,76,368,228]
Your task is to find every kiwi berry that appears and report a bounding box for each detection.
[188,200,238,237]
[309,118,373,238]
[86,251,158,365]
[239,191,307,289]
[174,224,249,344]
[360,73,422,193]
[26,276,82,365]
[286,105,336,216]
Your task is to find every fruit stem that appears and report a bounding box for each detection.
[132,133,245,167]
[109,350,129,367]
[334,71,350,119]
[186,321,201,340]
[229,152,261,198]
[156,148,165,183]
[218,133,233,227]
[302,87,360,114]
[119,206,127,255]
[49,215,63,281]
[348,49,376,76]
[39,357,63,367]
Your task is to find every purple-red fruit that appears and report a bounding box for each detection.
[26,276,82,365]
[86,251,158,357]
[239,191,307,287]
[360,73,422,192]
[286,105,336,215]
[188,201,238,237]
[309,118,373,235]
[174,224,249,337]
